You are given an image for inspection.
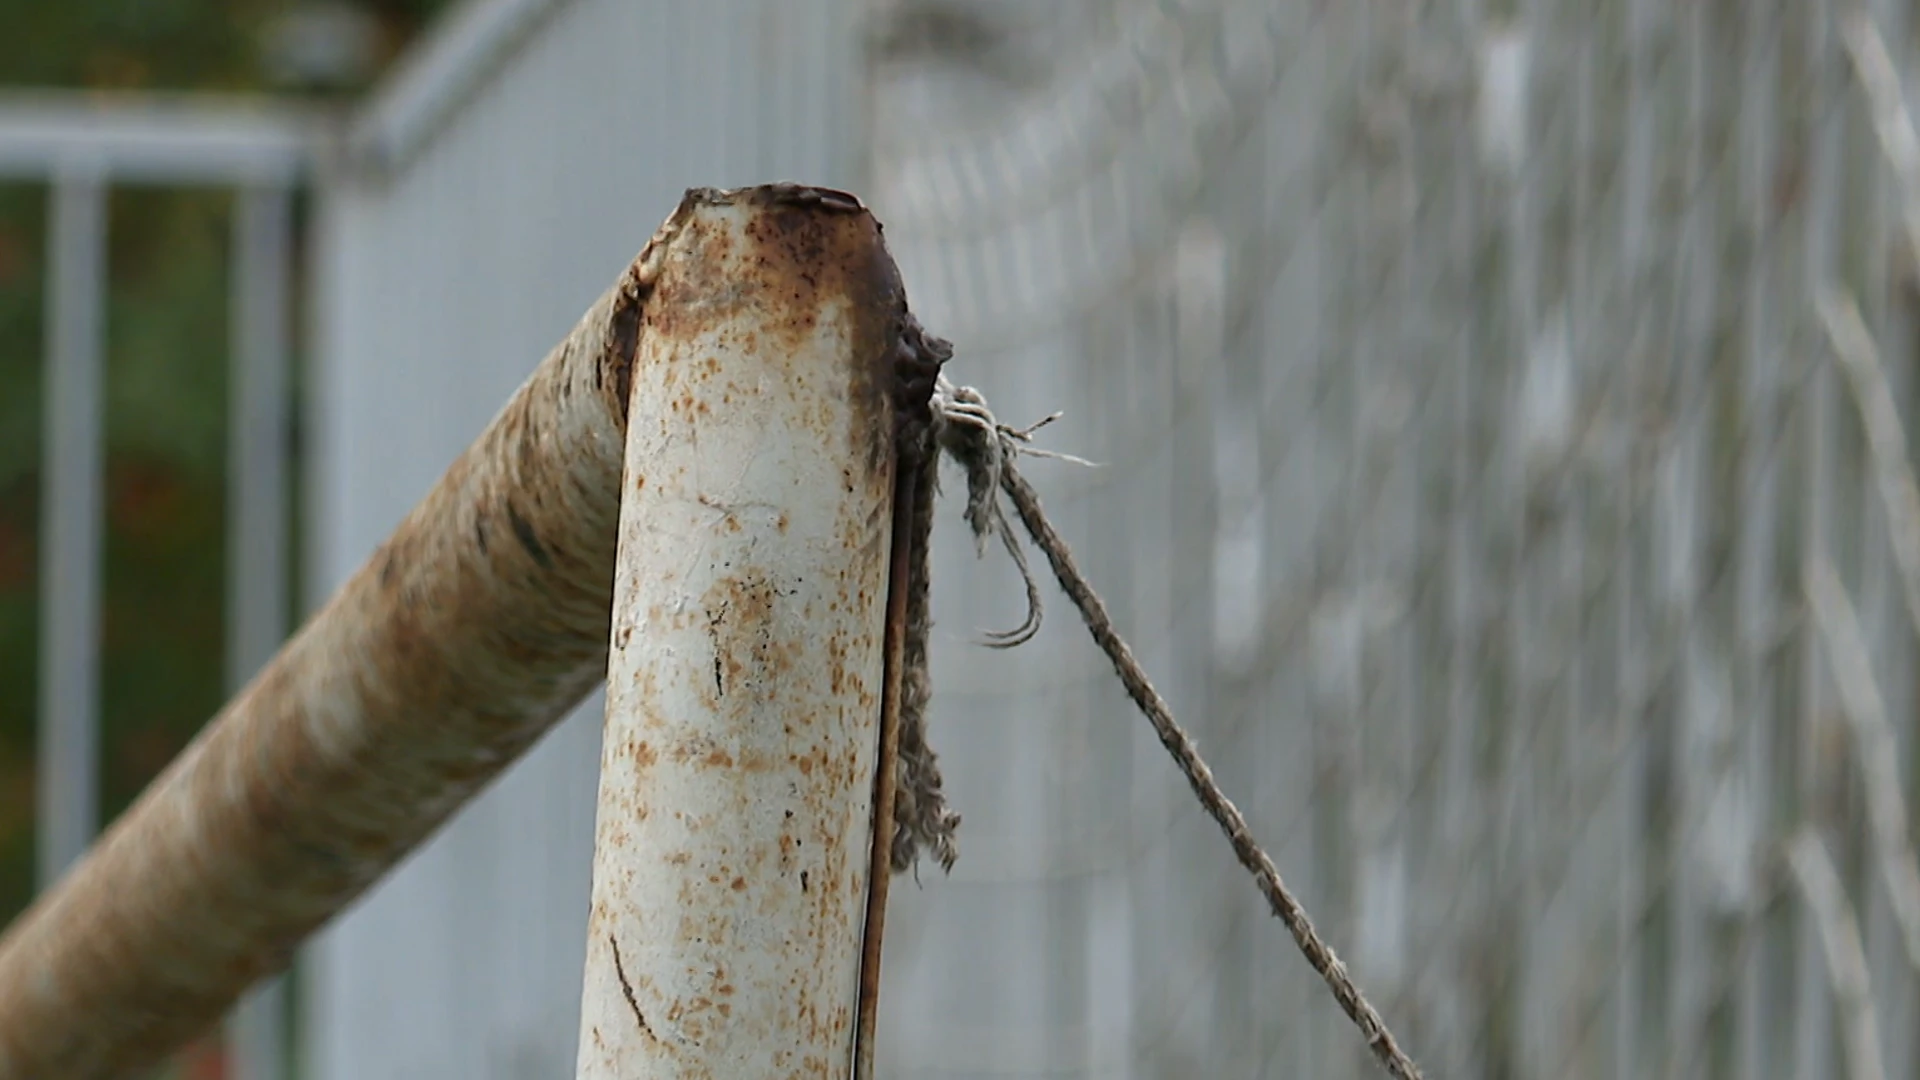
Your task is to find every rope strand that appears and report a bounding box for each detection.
[916,374,1426,1080]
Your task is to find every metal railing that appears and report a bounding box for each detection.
[0,182,927,1080]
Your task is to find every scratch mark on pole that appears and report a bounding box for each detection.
[608,934,655,1043]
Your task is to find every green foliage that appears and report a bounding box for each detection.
[0,182,46,927]
[0,0,446,92]
[0,182,244,924]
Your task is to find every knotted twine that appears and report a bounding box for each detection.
[889,348,1426,1080]
[888,374,1082,875]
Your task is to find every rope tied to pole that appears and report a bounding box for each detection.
[895,358,1427,1080]
[887,363,1091,876]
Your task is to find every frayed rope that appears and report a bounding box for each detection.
[890,371,1097,878]
[889,355,1425,1080]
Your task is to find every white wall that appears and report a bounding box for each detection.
[305,2,863,1076]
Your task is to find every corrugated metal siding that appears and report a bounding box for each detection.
[305,2,863,1076]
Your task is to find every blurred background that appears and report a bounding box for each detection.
[5,0,1920,1077]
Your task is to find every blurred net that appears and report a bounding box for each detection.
[863,0,1920,1075]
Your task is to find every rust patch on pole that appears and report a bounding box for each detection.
[0,193,695,1080]
[575,186,922,1079]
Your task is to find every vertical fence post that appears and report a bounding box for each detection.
[37,164,107,890]
[225,183,294,1080]
[574,187,913,1078]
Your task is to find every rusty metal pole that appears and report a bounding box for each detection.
[0,189,683,1080]
[574,187,921,1078]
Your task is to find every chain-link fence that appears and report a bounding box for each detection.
[865,0,1920,1075]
